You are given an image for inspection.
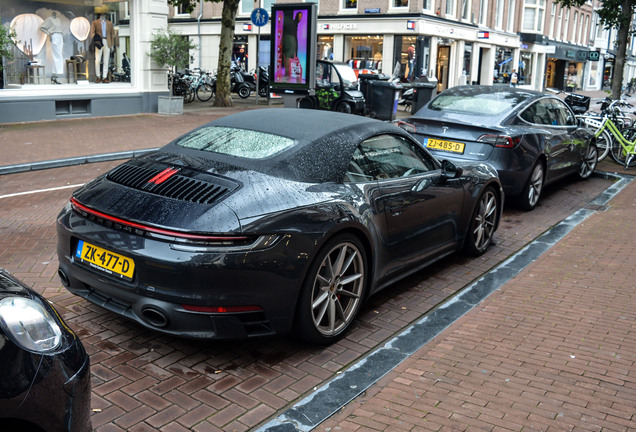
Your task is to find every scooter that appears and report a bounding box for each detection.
[230,62,252,99]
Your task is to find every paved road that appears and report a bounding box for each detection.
[1,94,635,431]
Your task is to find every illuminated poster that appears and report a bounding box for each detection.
[270,3,316,94]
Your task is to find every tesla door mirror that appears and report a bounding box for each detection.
[441,160,462,179]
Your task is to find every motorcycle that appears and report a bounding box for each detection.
[242,66,270,97]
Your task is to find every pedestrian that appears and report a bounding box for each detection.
[510,69,518,87]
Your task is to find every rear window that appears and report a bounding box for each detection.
[176,126,295,159]
[429,92,528,115]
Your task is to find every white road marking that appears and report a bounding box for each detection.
[0,183,84,200]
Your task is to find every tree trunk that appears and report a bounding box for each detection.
[213,0,240,107]
[611,0,632,99]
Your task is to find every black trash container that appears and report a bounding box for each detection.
[368,80,402,121]
[411,81,437,112]
[358,73,389,114]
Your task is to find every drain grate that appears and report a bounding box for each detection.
[585,203,610,212]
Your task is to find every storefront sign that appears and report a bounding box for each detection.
[588,51,600,61]
[407,21,415,31]
[478,31,489,39]
[576,50,588,61]
[566,50,576,58]
[365,8,380,13]
[243,23,252,31]
[322,23,358,31]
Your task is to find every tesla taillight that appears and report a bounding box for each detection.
[477,134,520,149]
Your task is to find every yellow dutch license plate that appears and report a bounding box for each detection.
[75,240,135,280]
[426,138,465,154]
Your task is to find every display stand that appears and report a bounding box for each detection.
[66,59,89,83]
[25,65,46,84]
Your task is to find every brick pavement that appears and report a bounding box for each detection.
[320,177,636,432]
[1,94,635,431]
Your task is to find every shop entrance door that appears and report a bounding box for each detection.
[436,46,450,92]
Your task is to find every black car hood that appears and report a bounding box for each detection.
[71,153,341,234]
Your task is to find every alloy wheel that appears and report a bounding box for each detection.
[471,189,497,253]
[579,145,598,179]
[310,241,364,337]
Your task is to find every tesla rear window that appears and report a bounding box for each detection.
[429,94,523,115]
[176,126,295,159]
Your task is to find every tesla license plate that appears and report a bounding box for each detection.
[75,240,135,280]
[426,138,465,154]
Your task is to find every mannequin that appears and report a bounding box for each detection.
[89,13,115,83]
[40,11,64,84]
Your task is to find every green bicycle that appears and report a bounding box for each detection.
[592,116,636,169]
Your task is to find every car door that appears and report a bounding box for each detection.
[345,134,464,279]
[549,98,584,175]
[521,98,574,182]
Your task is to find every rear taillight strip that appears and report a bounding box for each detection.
[70,197,248,242]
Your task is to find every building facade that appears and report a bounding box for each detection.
[0,0,631,124]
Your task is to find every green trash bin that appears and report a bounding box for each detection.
[368,80,402,121]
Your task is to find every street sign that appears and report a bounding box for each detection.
[251,8,269,27]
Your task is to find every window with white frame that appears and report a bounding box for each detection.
[446,0,456,17]
[241,0,278,15]
[461,0,472,21]
[495,0,504,29]
[343,0,357,10]
[572,11,578,43]
[579,14,586,44]
[583,15,589,44]
[479,0,488,25]
[548,4,556,38]
[522,0,545,32]
[423,0,434,13]
[556,7,563,40]
[507,0,516,32]
[563,9,570,40]
[174,4,190,17]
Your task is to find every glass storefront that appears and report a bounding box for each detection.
[462,43,472,85]
[345,35,383,74]
[232,36,248,69]
[520,51,533,86]
[393,35,429,82]
[318,35,334,61]
[494,47,513,84]
[1,0,130,88]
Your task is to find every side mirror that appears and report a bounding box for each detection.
[441,159,462,179]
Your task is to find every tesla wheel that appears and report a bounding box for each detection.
[578,144,598,179]
[196,83,214,101]
[518,162,544,211]
[464,187,498,256]
[335,101,352,113]
[295,234,366,344]
[238,85,251,99]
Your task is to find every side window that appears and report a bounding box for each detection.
[345,135,436,182]
[520,100,555,125]
[550,99,576,126]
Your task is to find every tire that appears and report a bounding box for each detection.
[595,130,611,162]
[335,101,352,113]
[238,85,251,99]
[578,144,598,179]
[295,234,366,344]
[196,83,214,101]
[183,86,195,103]
[610,128,636,168]
[464,187,498,256]
[518,162,544,211]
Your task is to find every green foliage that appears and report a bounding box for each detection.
[0,25,17,71]
[148,28,197,72]
[553,0,636,32]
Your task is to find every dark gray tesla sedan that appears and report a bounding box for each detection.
[57,109,502,344]
[399,85,598,210]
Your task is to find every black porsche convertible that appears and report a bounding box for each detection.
[56,109,503,344]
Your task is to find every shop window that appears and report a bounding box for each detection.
[494,47,513,84]
[463,43,472,83]
[392,35,429,82]
[520,52,533,86]
[346,35,383,73]
[1,0,133,89]
[318,36,334,61]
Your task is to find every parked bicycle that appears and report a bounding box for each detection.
[588,116,636,169]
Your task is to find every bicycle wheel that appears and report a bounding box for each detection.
[184,86,195,103]
[196,83,214,101]
[595,129,612,162]
[610,127,636,168]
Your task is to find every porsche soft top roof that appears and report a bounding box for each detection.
[163,108,414,183]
